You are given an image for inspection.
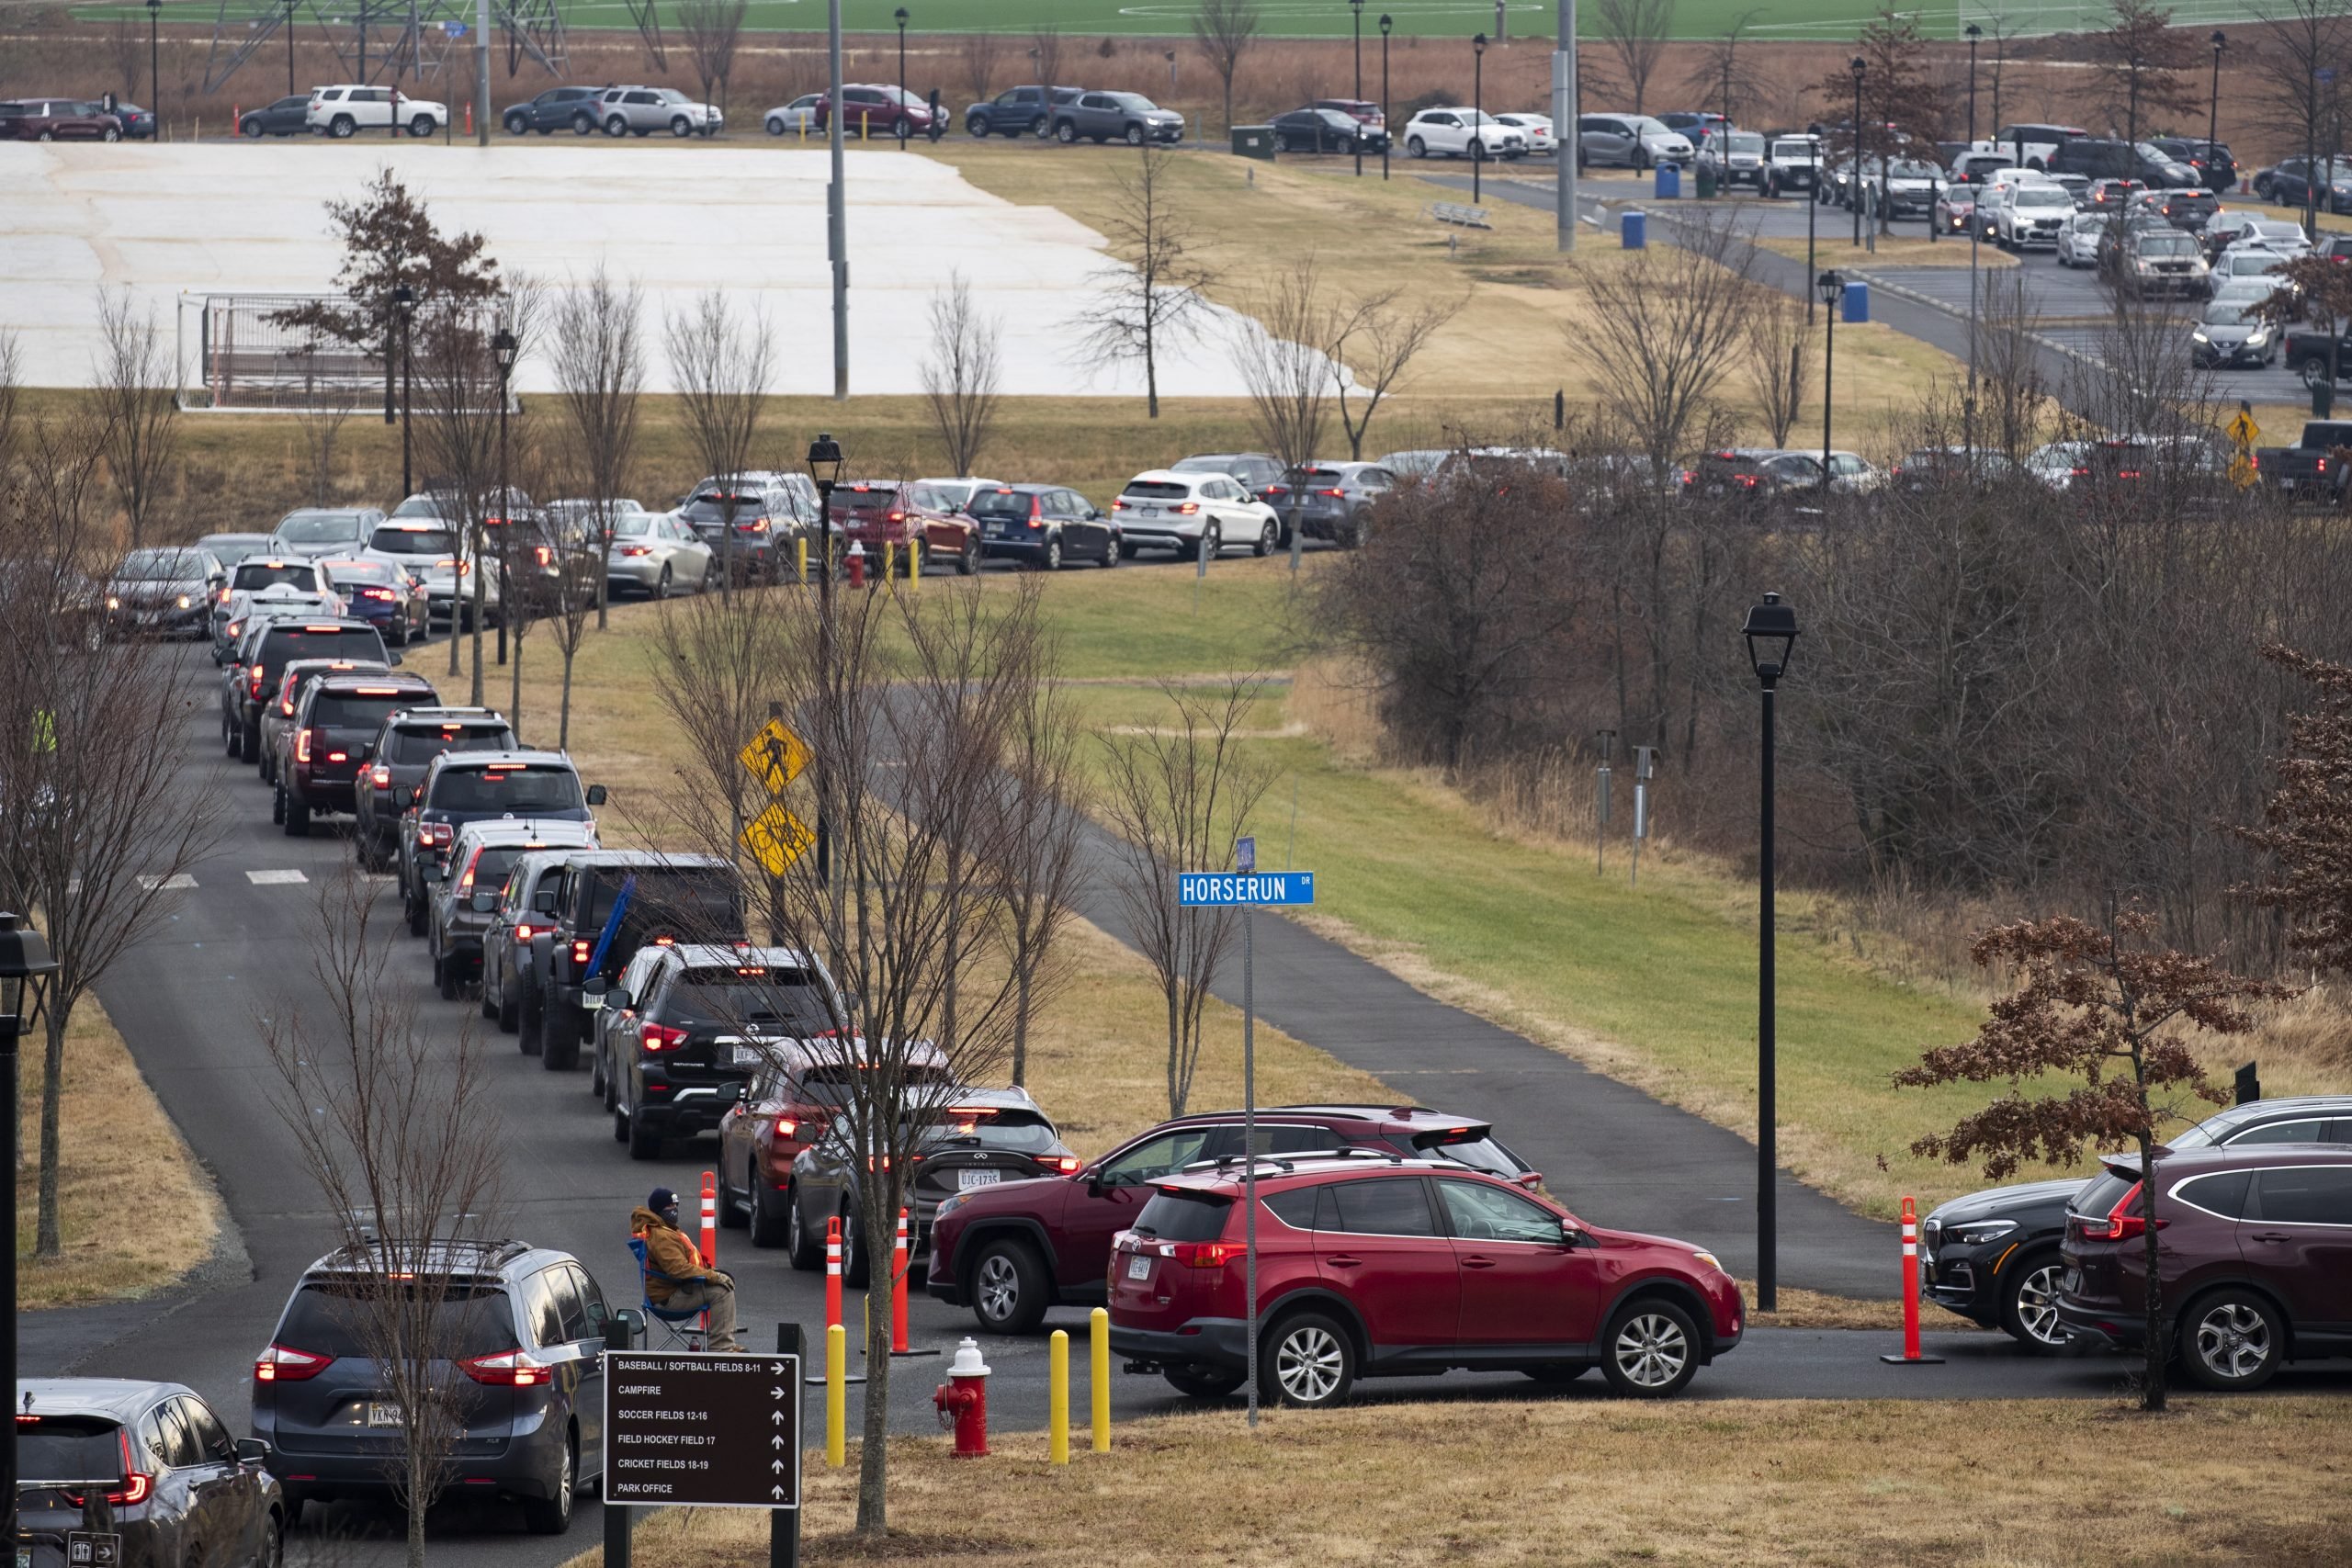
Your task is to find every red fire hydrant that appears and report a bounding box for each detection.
[933,1337,990,1458]
[845,541,867,589]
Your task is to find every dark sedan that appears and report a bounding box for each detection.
[240,94,313,137]
[1273,107,1389,155]
[318,556,429,646]
[110,100,157,138]
[968,484,1118,570]
[106,546,225,638]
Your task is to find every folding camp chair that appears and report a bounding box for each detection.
[628,1235,707,1351]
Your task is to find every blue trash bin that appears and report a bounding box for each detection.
[1841,279,1869,323]
[1622,210,1646,249]
[1654,162,1681,199]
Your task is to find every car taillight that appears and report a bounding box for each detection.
[250,670,265,698]
[866,1155,893,1171]
[737,518,770,533]
[1112,498,1128,510]
[571,938,593,966]
[771,1115,799,1140]
[1176,502,1200,514]
[60,1432,150,1508]
[1048,1155,1083,1173]
[430,822,454,845]
[254,1343,334,1382]
[1317,488,1345,497]
[640,1022,688,1053]
[459,1350,550,1387]
[887,511,906,523]
[534,546,551,566]
[361,586,397,601]
[620,546,652,557]
[1172,1240,1245,1269]
[514,922,537,942]
[371,765,391,788]
[296,728,312,763]
[2097,1179,2163,1240]
[458,852,480,891]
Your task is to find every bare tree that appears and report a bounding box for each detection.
[1816,8,1939,231]
[1031,24,1065,96]
[0,410,221,1260]
[93,288,178,549]
[1327,288,1463,461]
[920,270,1004,477]
[2254,0,2352,235]
[1074,147,1216,419]
[547,267,647,631]
[961,29,1003,104]
[294,360,358,507]
[1743,290,1815,450]
[1232,257,1339,562]
[108,17,143,97]
[1189,0,1260,134]
[1974,269,2047,459]
[665,291,775,599]
[1566,210,1757,487]
[2090,0,2200,149]
[1593,0,1673,116]
[1683,9,1766,129]
[649,577,792,862]
[997,672,1086,1087]
[264,873,512,1565]
[674,0,751,114]
[0,328,24,471]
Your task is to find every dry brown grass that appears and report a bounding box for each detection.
[17,997,222,1309]
[563,1394,2351,1568]
[1739,1280,1988,1333]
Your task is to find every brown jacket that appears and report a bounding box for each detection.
[631,1205,722,1303]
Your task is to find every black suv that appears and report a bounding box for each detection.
[606,942,839,1159]
[481,846,581,1041]
[353,706,515,871]
[537,851,748,1067]
[2149,135,2235,195]
[227,618,394,763]
[259,655,392,785]
[398,751,603,935]
[964,83,1081,138]
[502,84,604,134]
[251,1237,620,1533]
[2051,136,2199,188]
[276,671,440,835]
[1922,1095,2352,1351]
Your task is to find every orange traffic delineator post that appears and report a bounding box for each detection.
[698,1170,718,1267]
[888,1206,938,1359]
[1880,1195,1945,1365]
[807,1214,866,1385]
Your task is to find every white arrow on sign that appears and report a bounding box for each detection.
[771,1362,789,1374]
[772,1485,787,1500]
[771,1385,786,1397]
[772,1460,787,1472]
[771,1410,786,1425]
[771,1435,786,1449]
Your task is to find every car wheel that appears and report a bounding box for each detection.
[671,116,694,137]
[1028,115,1048,137]
[542,999,579,1069]
[1600,1297,1700,1397]
[2182,1289,2284,1391]
[1198,525,1222,560]
[1252,520,1275,558]
[495,974,518,1032]
[655,563,673,599]
[330,115,356,139]
[224,717,240,758]
[751,1178,790,1248]
[408,116,434,139]
[1406,136,1425,159]
[239,723,258,762]
[573,112,595,135]
[519,1438,573,1534]
[1470,140,1490,163]
[1163,1364,1246,1398]
[1056,120,1077,144]
[504,112,528,135]
[767,117,785,136]
[435,953,459,1001]
[957,538,980,576]
[969,1239,1050,1335]
[840,1209,870,1288]
[785,1187,821,1269]
[271,783,286,825]
[628,1111,662,1160]
[284,798,310,838]
[1039,536,1063,572]
[1125,123,1146,147]
[1999,1252,2072,1353]
[716,1161,748,1229]
[36,129,53,141]
[404,885,428,937]
[1275,132,1294,153]
[242,118,264,139]
[1118,537,1138,558]
[967,118,989,137]
[1101,533,1120,567]
[605,116,628,137]
[1261,1312,1354,1409]
[613,1106,629,1144]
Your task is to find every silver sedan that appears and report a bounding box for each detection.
[605,511,712,598]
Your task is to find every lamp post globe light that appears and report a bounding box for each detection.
[1380,13,1393,181]
[806,433,846,889]
[1964,22,1981,145]
[1817,269,1842,491]
[1,911,61,1547]
[1737,598,1799,1314]
[1473,31,1488,205]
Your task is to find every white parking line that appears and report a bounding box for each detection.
[246,870,310,886]
[137,874,198,891]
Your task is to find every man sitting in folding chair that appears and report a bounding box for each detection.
[630,1187,741,1350]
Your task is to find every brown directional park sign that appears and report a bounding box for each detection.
[601,1348,803,1510]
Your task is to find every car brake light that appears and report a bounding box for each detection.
[254,1343,334,1382]
[887,511,905,523]
[361,586,397,601]
[620,546,652,557]
[1112,498,1128,510]
[514,923,537,942]
[371,765,391,788]
[640,1022,688,1052]
[1172,1239,1245,1269]
[534,546,551,566]
[571,939,593,966]
[773,1116,798,1139]
[866,1155,893,1171]
[1176,502,1200,514]
[1048,1155,1083,1173]
[652,934,675,946]
[2098,1179,2164,1240]
[458,852,481,891]
[459,1350,550,1387]
[428,822,454,846]
[60,1431,150,1508]
[1317,488,1345,497]
[737,518,770,534]
[296,728,312,763]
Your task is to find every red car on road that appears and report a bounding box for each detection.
[826,479,979,576]
[1109,1155,1742,1405]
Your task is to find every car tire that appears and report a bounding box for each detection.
[2181,1288,2284,1392]
[717,1162,748,1229]
[541,998,578,1068]
[573,112,595,135]
[767,117,785,136]
[1252,521,1275,558]
[271,783,286,825]
[1055,120,1077,144]
[1101,534,1120,567]
[839,1208,871,1287]
[1276,132,1294,154]
[613,1106,629,1144]
[485,971,504,1024]
[968,118,989,137]
[284,797,309,837]
[408,116,434,138]
[1261,1311,1355,1409]
[224,718,240,759]
[242,118,264,139]
[1125,123,1147,147]
[1028,115,1048,138]
[784,1187,821,1269]
[519,1438,574,1535]
[239,723,258,763]
[1118,537,1138,558]
[957,538,979,576]
[1999,1252,2072,1353]
[655,564,673,599]
[435,953,459,1001]
[671,116,694,137]
[1406,136,1425,159]
[1600,1296,1700,1397]
[504,112,528,135]
[1470,140,1490,162]
[750,1178,789,1248]
[628,1111,662,1161]
[605,116,628,137]
[1163,1364,1246,1398]
[330,115,356,139]
[1199,525,1222,560]
[968,1238,1050,1336]
[1038,536,1063,572]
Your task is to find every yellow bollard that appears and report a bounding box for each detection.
[882,541,895,583]
[796,536,809,585]
[826,1324,846,1467]
[1048,1329,1069,1465]
[907,539,920,586]
[1090,1307,1111,1452]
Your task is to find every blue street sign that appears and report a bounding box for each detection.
[1178,872,1317,907]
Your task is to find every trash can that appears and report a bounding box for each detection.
[1654,161,1681,199]
[1230,125,1275,161]
[1841,280,1869,324]
[1694,161,1718,199]
[1622,209,1646,249]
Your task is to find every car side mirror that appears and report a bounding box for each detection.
[387,650,403,666]
[533,889,559,913]
[470,890,496,913]
[613,1306,644,1343]
[583,976,609,1011]
[1558,1219,1590,1248]
[736,1083,752,1106]
[235,1437,272,1463]
[586,784,608,806]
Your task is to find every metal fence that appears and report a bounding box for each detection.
[175,292,386,412]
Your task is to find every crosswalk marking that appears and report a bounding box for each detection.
[246,870,310,886]
[137,874,198,891]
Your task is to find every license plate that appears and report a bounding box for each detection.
[1125,1254,1150,1280]
[985,522,1005,535]
[1138,506,1159,517]
[368,1402,404,1427]
[958,1168,1001,1190]
[731,1041,766,1067]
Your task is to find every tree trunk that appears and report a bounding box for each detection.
[406,1447,430,1568]
[854,1184,894,1534]
[36,1001,71,1258]
[1011,959,1032,1087]
[1144,329,1159,420]
[2137,1125,2167,1412]
[510,632,524,746]
[1222,77,1234,138]
[559,649,575,750]
[1165,983,1183,1116]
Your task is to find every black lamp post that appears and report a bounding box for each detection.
[1473,31,1487,205]
[491,326,517,669]
[1380,13,1393,181]
[285,0,296,96]
[394,285,415,497]
[1817,269,1842,489]
[147,0,161,139]
[1738,596,1799,1315]
[1350,0,1365,177]
[895,7,909,147]
[806,432,845,889]
[2209,32,2226,191]
[1964,23,1981,145]
[1849,56,1865,246]
[1,912,61,1550]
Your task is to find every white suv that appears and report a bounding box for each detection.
[1403,107,1526,162]
[1993,180,2075,250]
[598,85,723,138]
[307,84,447,139]
[1111,470,1280,560]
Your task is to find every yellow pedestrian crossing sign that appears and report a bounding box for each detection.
[2227,408,2260,449]
[739,718,810,796]
[741,800,816,876]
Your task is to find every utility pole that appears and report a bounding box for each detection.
[829,0,850,399]
[1555,0,1577,252]
[474,0,489,146]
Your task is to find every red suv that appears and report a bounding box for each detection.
[926,1104,1538,1334]
[1109,1156,1741,1406]
[2057,1144,2352,1391]
[825,480,978,577]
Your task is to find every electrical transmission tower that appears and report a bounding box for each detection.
[201,0,568,95]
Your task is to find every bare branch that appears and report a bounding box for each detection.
[663,291,776,599]
[1074,147,1216,419]
[94,287,179,550]
[920,270,1004,477]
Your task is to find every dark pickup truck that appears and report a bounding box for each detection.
[2253,418,2352,501]
[2285,327,2352,389]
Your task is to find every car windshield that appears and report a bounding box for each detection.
[1124,480,1190,500]
[669,965,834,1032]
[611,514,655,537]
[797,1062,956,1105]
[119,548,207,580]
[1889,160,1940,179]
[1727,133,1764,153]
[1134,1190,1231,1241]
[2017,187,2071,207]
[1771,141,1816,160]
[922,1104,1062,1156]
[277,1280,517,1359]
[370,525,458,555]
[17,1416,127,1484]
[277,512,367,542]
[1170,456,1241,473]
[322,559,397,584]
[2226,254,2284,275]
[966,490,1033,519]
[825,485,899,517]
[1108,94,1155,111]
[200,535,273,557]
[678,492,771,523]
[2138,232,2199,255]
[310,689,422,728]
[262,628,383,670]
[431,764,583,812]
[390,493,453,519]
[390,723,513,763]
[2201,299,2259,324]
[234,561,318,591]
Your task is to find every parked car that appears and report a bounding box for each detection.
[277,671,440,837]
[317,557,429,646]
[2054,209,2110,268]
[503,85,604,135]
[1314,97,1384,130]
[824,479,979,575]
[606,942,839,1157]
[907,477,1007,516]
[535,850,746,1066]
[927,1103,1539,1334]
[1891,446,2019,491]
[1991,179,2075,248]
[15,1377,283,1566]
[234,93,313,136]
[963,85,1080,138]
[353,706,515,873]
[1264,461,1396,547]
[1683,448,1826,500]
[676,472,814,583]
[269,505,386,560]
[399,751,604,937]
[604,509,713,598]
[790,1088,1075,1281]
[2056,1143,2352,1389]
[820,83,937,139]
[1985,122,2086,172]
[1403,107,1525,162]
[0,97,125,140]
[252,1236,616,1530]
[430,818,600,999]
[2131,186,2220,231]
[765,93,823,136]
[107,100,156,138]
[2110,224,2213,297]
[1698,128,1768,189]
[2256,153,2352,212]
[1108,1155,1741,1406]
[2222,217,2312,256]
[1491,112,1555,155]
[714,1040,959,1247]
[106,546,225,639]
[1272,106,1387,154]
[1655,110,1728,141]
[1850,155,1943,217]
[306,83,445,138]
[1765,133,1821,196]
[969,483,1119,570]
[1169,451,1284,502]
[1112,469,1280,559]
[2150,135,2236,193]
[597,85,721,138]
[1054,89,1182,145]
